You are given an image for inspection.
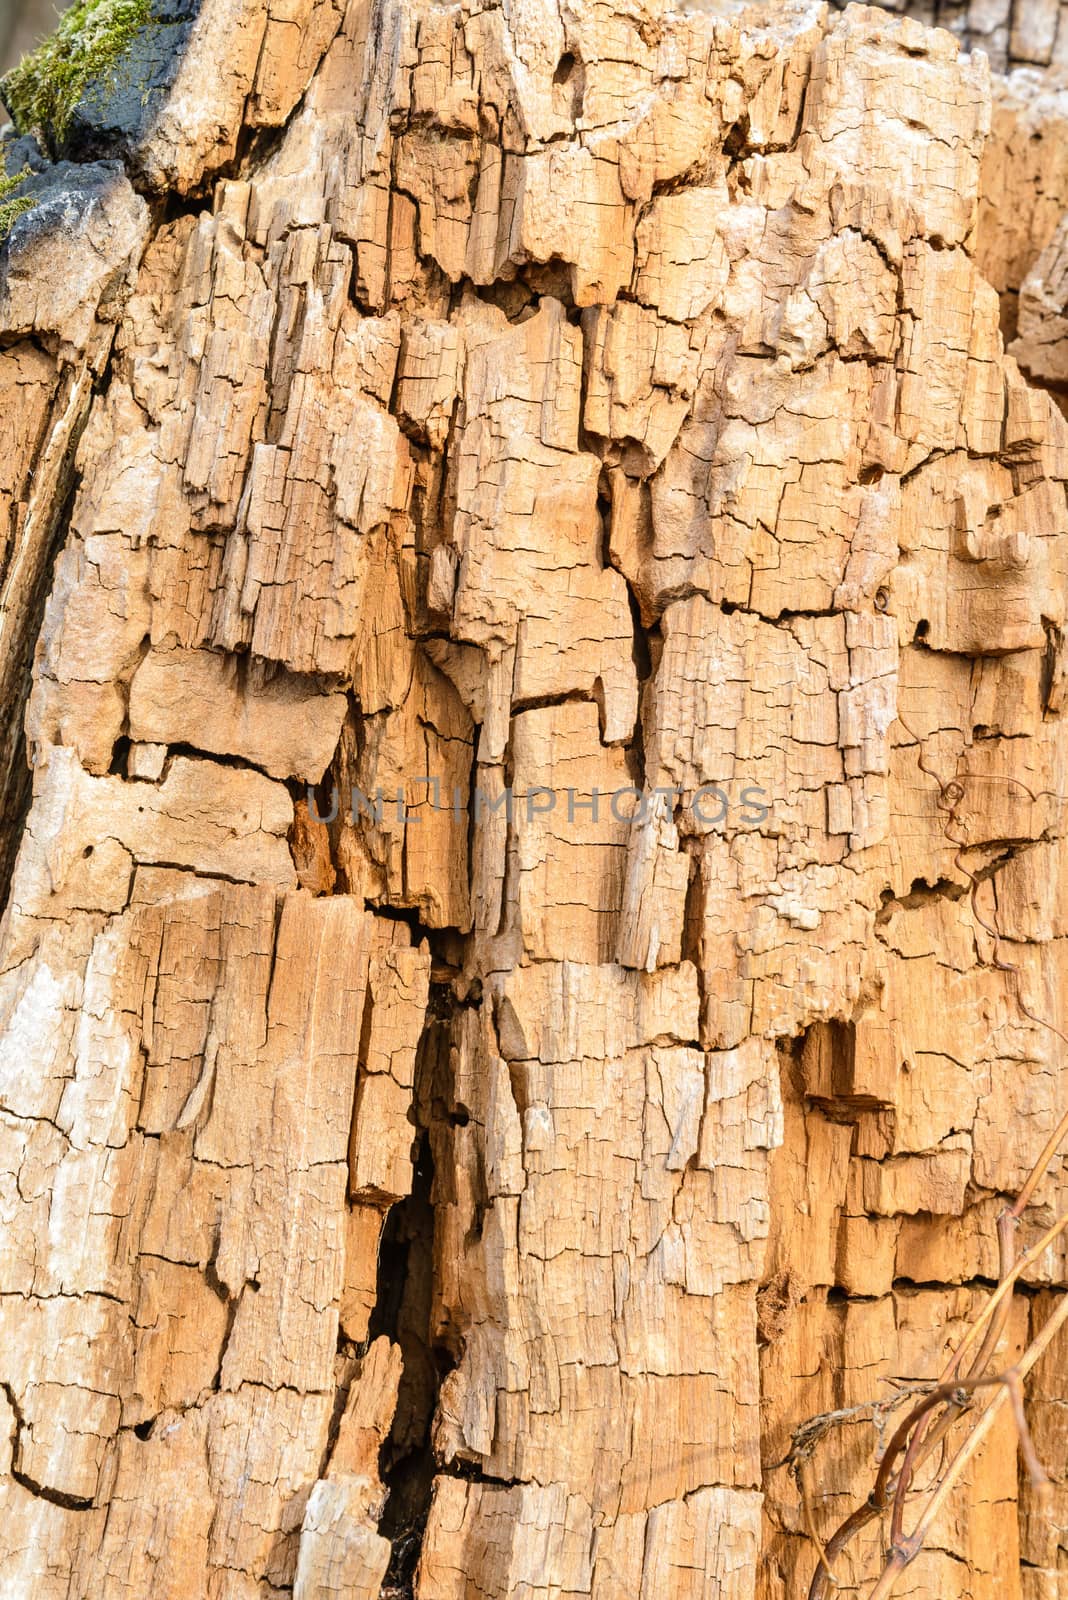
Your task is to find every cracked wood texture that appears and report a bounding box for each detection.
[2,0,1068,1596]
[830,0,1068,69]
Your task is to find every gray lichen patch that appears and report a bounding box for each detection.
[63,0,200,165]
[0,155,148,351]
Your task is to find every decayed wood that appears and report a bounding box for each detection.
[2,0,1068,1596]
[834,0,1068,71]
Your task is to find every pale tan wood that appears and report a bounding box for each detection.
[1,2,1068,1597]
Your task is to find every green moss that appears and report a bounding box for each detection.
[0,0,152,147]
[0,164,34,242]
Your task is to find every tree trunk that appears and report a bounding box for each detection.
[1,2,1068,1597]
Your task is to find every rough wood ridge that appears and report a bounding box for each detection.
[1,0,1068,1596]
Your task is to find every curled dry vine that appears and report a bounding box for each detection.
[794,722,1068,1597]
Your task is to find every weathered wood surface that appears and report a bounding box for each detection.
[1,0,1068,1596]
[831,0,1068,70]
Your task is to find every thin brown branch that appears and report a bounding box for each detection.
[867,1294,1068,1600]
